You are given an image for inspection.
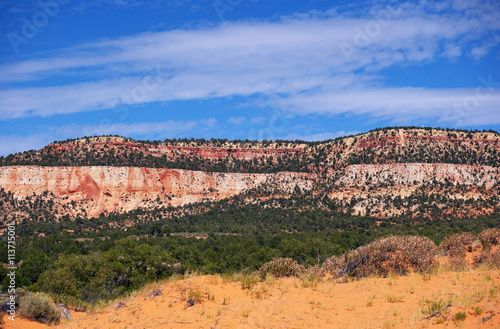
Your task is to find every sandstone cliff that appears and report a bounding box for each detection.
[0,162,499,220]
[327,163,500,218]
[0,166,314,218]
[336,163,500,189]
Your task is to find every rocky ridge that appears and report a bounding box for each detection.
[0,127,499,222]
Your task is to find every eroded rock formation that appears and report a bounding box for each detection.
[0,166,313,217]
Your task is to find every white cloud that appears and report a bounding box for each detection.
[266,86,500,126]
[0,0,499,125]
[443,44,462,58]
[471,35,500,59]
[249,116,266,125]
[227,116,246,126]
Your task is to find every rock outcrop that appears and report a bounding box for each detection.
[336,163,500,189]
[0,166,314,217]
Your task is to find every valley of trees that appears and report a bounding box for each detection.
[1,200,499,304]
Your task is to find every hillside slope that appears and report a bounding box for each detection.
[0,127,499,223]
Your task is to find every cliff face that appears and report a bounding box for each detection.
[0,162,498,220]
[337,163,500,189]
[328,163,500,218]
[0,166,314,218]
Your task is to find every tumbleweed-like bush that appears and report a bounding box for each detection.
[474,249,500,269]
[478,228,500,247]
[258,257,305,279]
[322,236,437,278]
[439,232,477,258]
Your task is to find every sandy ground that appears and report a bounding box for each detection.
[27,269,495,329]
[4,269,499,329]
[2,315,48,329]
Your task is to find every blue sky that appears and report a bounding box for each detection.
[0,0,499,156]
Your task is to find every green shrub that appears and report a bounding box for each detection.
[323,236,437,278]
[18,292,61,324]
[258,258,305,279]
[421,299,449,317]
[50,293,88,312]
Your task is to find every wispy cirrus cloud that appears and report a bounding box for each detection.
[0,0,499,126]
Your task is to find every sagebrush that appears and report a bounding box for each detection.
[259,258,305,279]
[322,236,437,278]
[18,292,61,324]
[478,228,500,247]
[439,232,476,257]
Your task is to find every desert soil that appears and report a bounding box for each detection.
[5,269,500,329]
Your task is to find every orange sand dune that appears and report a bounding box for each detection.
[2,314,48,329]
[49,270,500,329]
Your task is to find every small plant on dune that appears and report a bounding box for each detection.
[385,294,404,303]
[258,258,305,279]
[421,299,450,317]
[301,275,319,288]
[252,285,269,299]
[205,288,215,301]
[472,306,483,315]
[187,289,205,304]
[366,294,375,307]
[309,300,322,310]
[240,274,260,290]
[453,311,467,322]
[18,292,61,325]
[488,286,499,301]
[471,289,485,302]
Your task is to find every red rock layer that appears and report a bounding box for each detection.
[0,166,314,217]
